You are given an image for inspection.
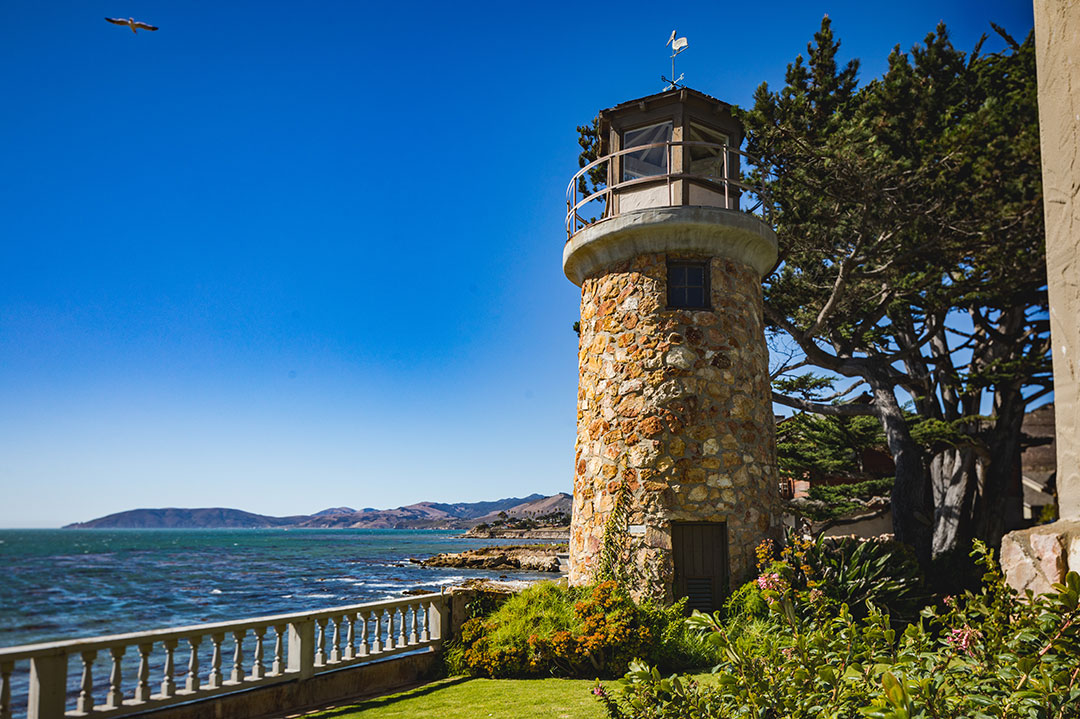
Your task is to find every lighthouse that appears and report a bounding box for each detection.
[564,87,780,611]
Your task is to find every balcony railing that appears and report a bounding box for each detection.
[0,593,446,719]
[565,141,772,239]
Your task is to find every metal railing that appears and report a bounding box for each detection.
[565,141,772,239]
[0,593,447,719]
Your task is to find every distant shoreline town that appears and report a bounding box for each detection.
[63,493,572,532]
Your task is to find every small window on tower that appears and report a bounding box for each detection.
[667,261,710,309]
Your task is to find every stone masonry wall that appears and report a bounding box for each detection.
[569,252,780,600]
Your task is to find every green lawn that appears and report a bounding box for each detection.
[305,677,607,719]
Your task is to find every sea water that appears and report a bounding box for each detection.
[0,528,554,648]
[0,528,555,716]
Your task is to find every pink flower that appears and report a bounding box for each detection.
[947,626,982,656]
[592,684,607,697]
[780,647,795,659]
[757,572,785,592]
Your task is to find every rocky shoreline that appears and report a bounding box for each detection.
[413,543,566,573]
[463,526,570,540]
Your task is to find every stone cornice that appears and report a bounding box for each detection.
[562,206,778,286]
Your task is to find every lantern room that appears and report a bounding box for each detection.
[567,87,753,239]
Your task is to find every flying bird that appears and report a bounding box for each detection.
[104,17,159,34]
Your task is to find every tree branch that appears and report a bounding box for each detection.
[772,392,879,416]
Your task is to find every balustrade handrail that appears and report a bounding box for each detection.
[0,592,449,719]
[565,140,772,238]
[0,594,436,662]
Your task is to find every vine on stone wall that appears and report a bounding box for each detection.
[596,471,632,586]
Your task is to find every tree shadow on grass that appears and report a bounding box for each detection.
[306,677,472,718]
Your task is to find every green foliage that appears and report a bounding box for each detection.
[798,477,895,521]
[807,478,894,506]
[451,581,703,679]
[778,411,887,480]
[722,580,770,622]
[808,536,929,625]
[746,14,1049,559]
[595,542,1080,719]
[596,476,633,585]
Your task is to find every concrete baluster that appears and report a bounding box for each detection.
[208,633,224,689]
[387,610,397,651]
[344,613,356,660]
[250,626,265,679]
[230,630,245,683]
[160,639,177,697]
[420,600,431,642]
[398,608,408,647]
[76,650,97,713]
[1,661,14,719]
[105,646,125,708]
[371,610,383,653]
[329,616,341,663]
[359,612,370,657]
[314,619,327,668]
[410,604,419,644]
[28,653,66,719]
[286,620,314,680]
[270,625,286,676]
[185,636,201,692]
[133,643,152,703]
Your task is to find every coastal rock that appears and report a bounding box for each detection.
[417,544,564,573]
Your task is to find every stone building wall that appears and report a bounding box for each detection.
[568,251,780,599]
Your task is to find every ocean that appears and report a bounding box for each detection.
[0,528,556,649]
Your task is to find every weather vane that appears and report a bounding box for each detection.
[662,30,688,90]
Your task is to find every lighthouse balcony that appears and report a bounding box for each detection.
[565,140,771,240]
[562,140,778,287]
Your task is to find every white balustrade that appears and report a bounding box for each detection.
[0,593,446,719]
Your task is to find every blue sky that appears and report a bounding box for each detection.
[0,1,1035,527]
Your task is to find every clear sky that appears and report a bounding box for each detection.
[0,1,1036,527]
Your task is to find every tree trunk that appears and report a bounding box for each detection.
[870,382,932,565]
[928,447,977,558]
[972,390,1026,547]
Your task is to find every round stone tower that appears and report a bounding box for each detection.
[564,87,780,610]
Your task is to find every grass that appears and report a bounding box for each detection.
[303,677,607,719]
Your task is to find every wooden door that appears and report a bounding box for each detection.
[671,522,729,613]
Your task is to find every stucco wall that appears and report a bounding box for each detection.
[1035,0,1080,520]
[1001,1,1080,593]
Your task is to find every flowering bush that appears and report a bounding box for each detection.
[448,580,699,678]
[597,542,1080,718]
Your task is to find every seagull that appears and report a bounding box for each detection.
[105,17,159,34]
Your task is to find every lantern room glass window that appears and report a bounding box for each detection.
[687,123,732,179]
[622,121,673,182]
[668,261,710,309]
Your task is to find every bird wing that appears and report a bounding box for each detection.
[672,37,688,52]
[133,21,159,31]
[666,30,676,46]
[104,17,128,25]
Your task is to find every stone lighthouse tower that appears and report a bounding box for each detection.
[564,87,780,611]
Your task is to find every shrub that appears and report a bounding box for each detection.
[449,580,710,678]
[595,542,1080,718]
[753,531,929,625]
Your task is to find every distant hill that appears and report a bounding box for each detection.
[64,508,310,529]
[64,494,569,530]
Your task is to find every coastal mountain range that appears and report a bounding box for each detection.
[63,493,572,530]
